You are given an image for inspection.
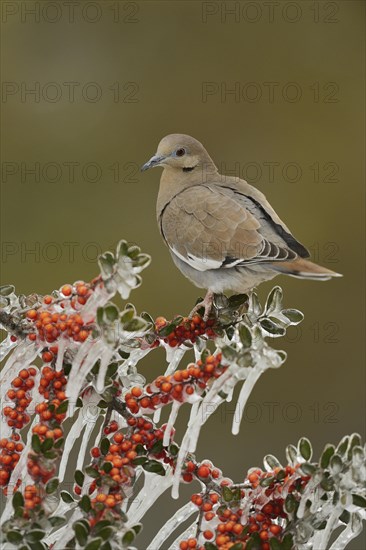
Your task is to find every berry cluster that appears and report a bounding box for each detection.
[3,368,36,429]
[178,463,309,550]
[27,366,67,484]
[26,307,91,344]
[0,367,37,489]
[154,314,216,347]
[125,353,224,414]
[0,435,24,489]
[72,418,177,527]
[23,484,42,512]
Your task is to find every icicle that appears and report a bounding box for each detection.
[0,335,17,361]
[66,339,103,407]
[172,366,240,499]
[163,347,186,377]
[96,347,114,392]
[169,520,199,550]
[58,409,83,482]
[55,337,67,372]
[0,416,39,525]
[163,401,181,447]
[297,474,322,519]
[127,470,174,524]
[153,409,162,424]
[76,413,98,472]
[316,505,343,550]
[329,513,363,550]
[0,342,38,401]
[48,508,83,548]
[81,284,111,323]
[59,390,99,481]
[232,363,266,435]
[147,502,197,550]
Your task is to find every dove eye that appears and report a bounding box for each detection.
[175,148,186,157]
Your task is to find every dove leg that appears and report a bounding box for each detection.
[189,290,214,321]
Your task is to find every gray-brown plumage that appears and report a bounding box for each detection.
[141,134,341,317]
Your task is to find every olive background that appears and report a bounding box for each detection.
[1,1,365,548]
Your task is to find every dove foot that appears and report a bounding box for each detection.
[189,290,215,322]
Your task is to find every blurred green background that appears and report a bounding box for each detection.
[1,1,365,547]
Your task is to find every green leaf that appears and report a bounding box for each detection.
[222,486,233,502]
[285,443,298,465]
[93,521,112,535]
[260,476,275,487]
[98,526,115,541]
[132,456,148,466]
[102,462,113,473]
[259,318,285,336]
[74,470,85,487]
[281,308,304,325]
[169,443,179,456]
[150,439,163,454]
[230,544,243,550]
[132,523,142,535]
[142,460,165,475]
[246,532,262,550]
[85,466,100,478]
[300,463,316,475]
[352,494,366,508]
[73,522,89,546]
[228,293,248,309]
[79,495,91,513]
[298,437,312,461]
[120,308,135,324]
[41,438,54,453]
[338,510,350,524]
[60,491,74,503]
[54,438,64,449]
[85,538,103,550]
[285,494,297,514]
[263,454,281,470]
[100,438,110,456]
[157,323,176,337]
[336,435,349,456]
[45,477,59,494]
[281,534,294,550]
[7,530,23,544]
[204,544,218,550]
[347,433,362,459]
[56,400,69,414]
[320,444,335,469]
[123,317,148,332]
[238,324,252,347]
[122,530,135,546]
[25,530,45,542]
[330,454,343,474]
[269,539,282,550]
[12,491,24,509]
[265,286,283,314]
[104,304,119,322]
[43,451,58,459]
[48,516,66,527]
[0,284,15,296]
[31,434,42,453]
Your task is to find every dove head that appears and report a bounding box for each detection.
[141,134,217,175]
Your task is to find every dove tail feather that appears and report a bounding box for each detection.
[271,258,342,281]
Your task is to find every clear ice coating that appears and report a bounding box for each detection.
[0,244,364,550]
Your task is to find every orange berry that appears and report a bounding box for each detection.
[61,285,72,296]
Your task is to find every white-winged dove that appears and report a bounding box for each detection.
[141,134,341,318]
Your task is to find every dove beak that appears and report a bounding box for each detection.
[140,154,166,172]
